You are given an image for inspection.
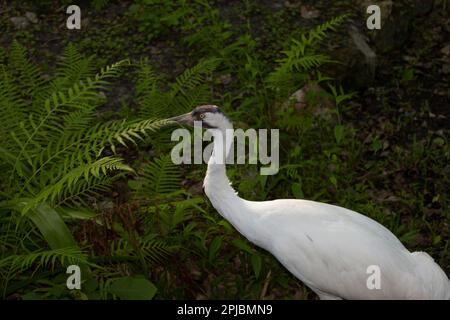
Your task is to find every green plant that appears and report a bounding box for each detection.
[136,57,221,119]
[0,42,168,298]
[0,39,225,299]
[126,0,194,41]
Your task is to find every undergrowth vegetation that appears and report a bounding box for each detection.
[0,1,448,300]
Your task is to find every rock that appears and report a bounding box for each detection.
[441,44,450,57]
[284,83,337,123]
[10,17,29,29]
[329,23,377,89]
[329,0,434,88]
[442,63,450,75]
[25,11,38,24]
[300,5,320,19]
[284,1,301,9]
[347,25,377,87]
[356,0,433,52]
[406,0,434,17]
[97,200,114,211]
[218,74,232,85]
[372,15,409,52]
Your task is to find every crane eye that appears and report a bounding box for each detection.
[199,113,205,119]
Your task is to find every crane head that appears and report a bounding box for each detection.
[168,105,231,129]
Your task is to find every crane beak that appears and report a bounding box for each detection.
[167,113,194,126]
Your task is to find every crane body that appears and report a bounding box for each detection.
[169,105,450,300]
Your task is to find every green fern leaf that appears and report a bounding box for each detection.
[132,154,181,199]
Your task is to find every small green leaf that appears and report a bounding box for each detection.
[57,207,97,220]
[21,291,43,300]
[217,220,233,233]
[109,276,157,300]
[291,182,304,199]
[27,203,78,249]
[433,235,441,245]
[128,179,143,190]
[251,254,262,278]
[433,137,445,147]
[231,239,255,255]
[82,277,98,293]
[401,68,415,81]
[329,176,338,189]
[209,236,222,262]
[334,125,345,144]
[371,136,382,153]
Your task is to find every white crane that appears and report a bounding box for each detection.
[169,105,450,300]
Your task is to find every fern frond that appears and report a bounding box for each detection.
[88,118,170,154]
[56,175,115,208]
[304,14,350,47]
[132,155,181,199]
[10,60,130,179]
[139,91,172,118]
[172,84,212,113]
[108,238,173,266]
[135,58,158,98]
[137,58,220,118]
[109,238,130,257]
[92,0,111,10]
[266,15,349,97]
[62,109,95,133]
[0,66,28,148]
[15,117,168,198]
[0,246,90,278]
[8,41,46,97]
[53,43,96,91]
[171,58,220,96]
[23,157,133,212]
[139,239,173,266]
[0,47,6,65]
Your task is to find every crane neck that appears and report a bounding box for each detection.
[202,120,265,247]
[203,123,236,200]
[203,122,250,219]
